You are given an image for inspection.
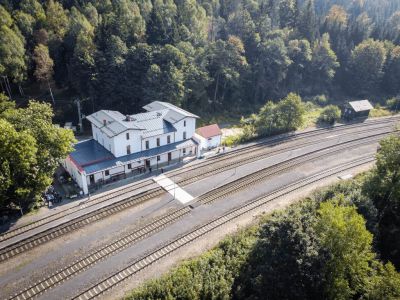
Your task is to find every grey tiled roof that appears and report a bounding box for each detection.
[86,101,197,138]
[86,110,142,138]
[143,101,199,123]
[130,109,176,138]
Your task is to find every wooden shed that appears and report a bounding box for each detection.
[343,100,373,120]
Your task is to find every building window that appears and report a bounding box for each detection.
[127,163,132,169]
[157,155,160,161]
[126,132,130,140]
[183,131,187,139]
[183,148,186,154]
[127,145,131,154]
[167,135,171,144]
[145,140,149,149]
[184,120,186,127]
[157,138,160,147]
[105,170,110,176]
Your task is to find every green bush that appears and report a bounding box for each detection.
[254,93,306,137]
[386,97,400,111]
[222,134,242,147]
[318,104,341,124]
[312,94,328,106]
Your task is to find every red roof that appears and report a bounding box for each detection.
[196,124,222,138]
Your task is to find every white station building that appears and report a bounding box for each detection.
[62,101,199,194]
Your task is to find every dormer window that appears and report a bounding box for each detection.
[103,119,107,126]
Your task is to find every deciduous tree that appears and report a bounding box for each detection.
[348,39,386,97]
[316,200,375,299]
[310,33,339,92]
[0,24,26,83]
[0,95,75,210]
[365,135,400,268]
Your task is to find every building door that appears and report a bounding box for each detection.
[168,152,172,164]
[145,159,150,168]
[89,174,95,185]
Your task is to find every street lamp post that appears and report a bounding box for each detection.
[173,172,176,201]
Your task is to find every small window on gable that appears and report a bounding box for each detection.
[126,132,130,140]
[145,140,149,149]
[184,120,186,127]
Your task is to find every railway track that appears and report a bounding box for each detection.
[6,135,383,300]
[72,155,375,300]
[0,118,397,246]
[0,128,395,263]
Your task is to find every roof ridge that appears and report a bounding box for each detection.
[157,101,199,118]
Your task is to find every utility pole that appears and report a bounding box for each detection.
[75,99,84,133]
[48,81,55,105]
[0,78,4,95]
[2,76,12,99]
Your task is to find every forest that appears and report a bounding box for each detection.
[1,0,400,122]
[127,135,400,300]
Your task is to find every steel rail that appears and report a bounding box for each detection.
[6,135,384,300]
[72,155,375,300]
[1,119,397,244]
[0,129,395,263]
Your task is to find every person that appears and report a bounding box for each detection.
[161,168,164,173]
[149,166,152,173]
